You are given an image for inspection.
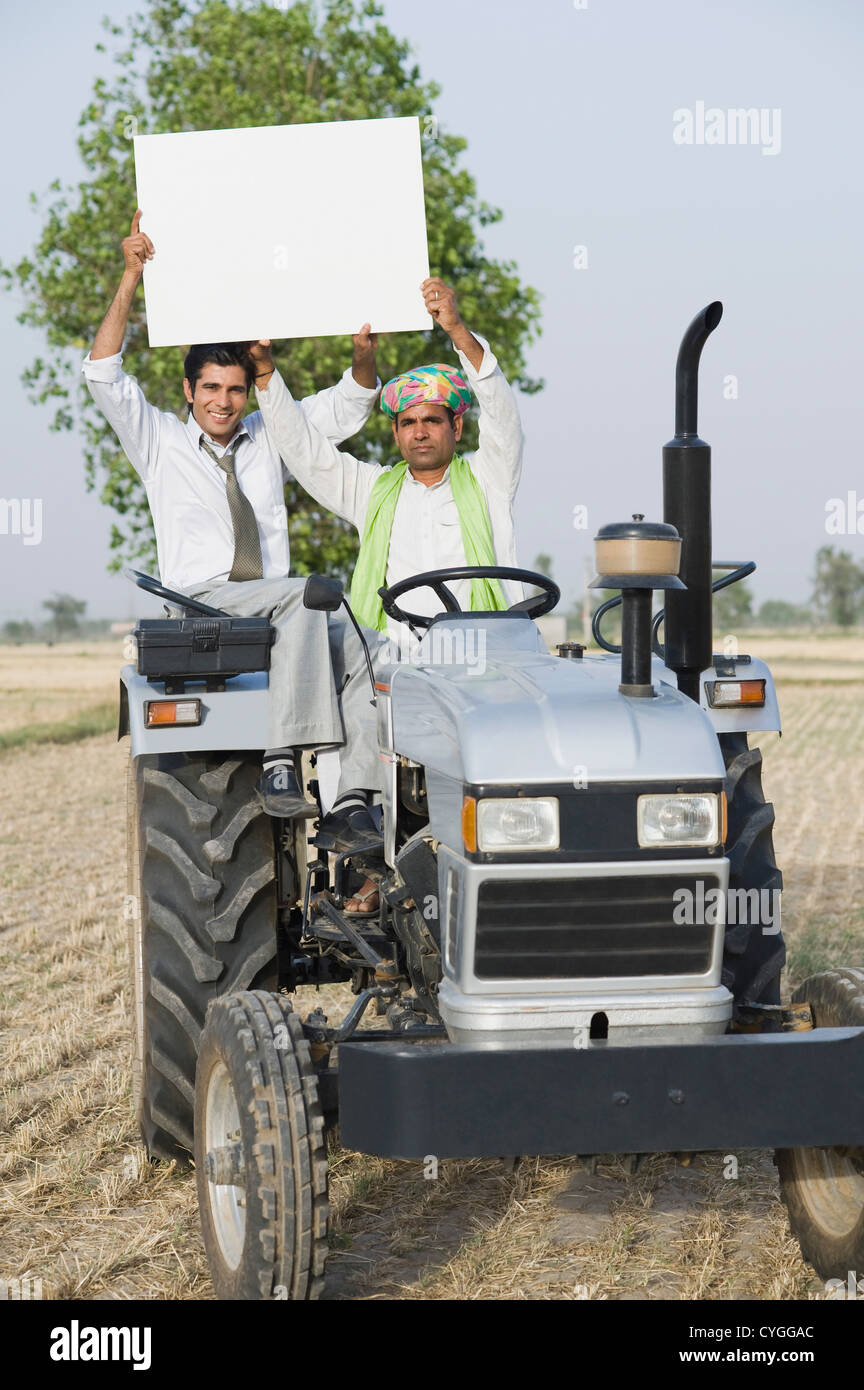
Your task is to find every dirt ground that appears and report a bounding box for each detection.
[0,635,862,1300]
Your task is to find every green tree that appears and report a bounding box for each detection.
[2,620,36,643]
[712,573,753,634]
[1,0,541,583]
[532,552,554,578]
[42,593,87,638]
[757,598,812,628]
[811,546,864,627]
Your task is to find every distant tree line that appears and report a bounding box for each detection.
[713,546,864,630]
[4,545,864,645]
[553,545,864,639]
[2,593,118,643]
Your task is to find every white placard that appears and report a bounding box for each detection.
[133,117,431,346]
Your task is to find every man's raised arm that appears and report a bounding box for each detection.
[422,277,524,501]
[253,351,379,527]
[248,329,379,448]
[83,210,161,480]
[91,210,154,359]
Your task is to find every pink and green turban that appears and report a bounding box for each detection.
[381,362,472,420]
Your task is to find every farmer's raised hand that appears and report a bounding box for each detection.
[245,339,273,367]
[244,340,275,390]
[352,323,378,390]
[122,210,154,278]
[421,278,462,336]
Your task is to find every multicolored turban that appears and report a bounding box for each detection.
[380,362,472,419]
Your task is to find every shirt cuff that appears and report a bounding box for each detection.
[256,366,286,404]
[82,351,123,383]
[339,364,381,398]
[455,331,498,381]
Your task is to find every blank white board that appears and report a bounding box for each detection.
[133,117,431,346]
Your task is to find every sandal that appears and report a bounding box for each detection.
[343,882,380,916]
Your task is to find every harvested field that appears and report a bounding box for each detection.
[0,635,862,1300]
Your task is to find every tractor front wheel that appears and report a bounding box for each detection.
[195,991,329,1300]
[776,968,864,1281]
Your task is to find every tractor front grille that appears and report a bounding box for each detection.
[474,875,719,980]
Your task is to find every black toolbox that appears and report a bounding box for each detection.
[134,617,274,690]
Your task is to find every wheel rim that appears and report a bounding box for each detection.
[794,1145,864,1239]
[204,1060,246,1269]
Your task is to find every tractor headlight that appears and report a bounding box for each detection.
[475,797,560,852]
[637,792,721,848]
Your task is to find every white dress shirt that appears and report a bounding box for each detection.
[82,352,379,591]
[255,334,525,642]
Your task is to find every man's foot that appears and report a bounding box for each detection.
[314,791,382,854]
[343,878,381,916]
[255,750,317,819]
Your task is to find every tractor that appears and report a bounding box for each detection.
[121,303,864,1299]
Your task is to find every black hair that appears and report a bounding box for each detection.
[183,343,255,395]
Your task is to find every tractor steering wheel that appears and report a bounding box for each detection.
[378,566,561,630]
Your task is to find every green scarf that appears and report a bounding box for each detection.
[349,455,507,631]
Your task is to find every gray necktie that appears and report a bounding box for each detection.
[200,436,263,582]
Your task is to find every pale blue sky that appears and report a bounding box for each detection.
[1,0,861,621]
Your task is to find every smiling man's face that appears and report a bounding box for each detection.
[183,362,249,443]
[393,403,463,476]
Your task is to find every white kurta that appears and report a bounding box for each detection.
[256,333,525,644]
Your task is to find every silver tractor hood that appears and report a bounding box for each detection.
[387,616,726,786]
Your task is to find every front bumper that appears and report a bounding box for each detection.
[338,1027,864,1159]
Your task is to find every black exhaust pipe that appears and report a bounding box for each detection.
[663,301,723,702]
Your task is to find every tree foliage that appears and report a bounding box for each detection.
[2,620,37,643]
[756,598,812,628]
[2,0,541,583]
[811,545,864,627]
[42,593,88,636]
[712,572,754,634]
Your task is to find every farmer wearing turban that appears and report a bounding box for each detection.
[253,277,525,909]
[253,278,525,635]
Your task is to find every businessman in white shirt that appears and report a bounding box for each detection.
[83,211,385,851]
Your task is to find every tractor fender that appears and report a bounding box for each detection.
[695,656,781,734]
[119,663,270,756]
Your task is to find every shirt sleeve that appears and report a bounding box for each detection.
[456,332,524,502]
[298,366,380,444]
[81,352,161,482]
[257,369,379,529]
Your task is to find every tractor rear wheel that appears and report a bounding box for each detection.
[126,751,279,1161]
[776,968,864,1281]
[719,731,785,1004]
[195,991,328,1300]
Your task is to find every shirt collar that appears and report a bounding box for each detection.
[406,463,451,489]
[185,409,250,455]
